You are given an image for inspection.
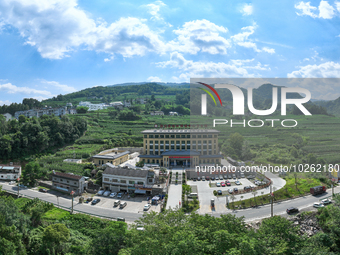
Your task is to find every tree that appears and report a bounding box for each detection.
[252,191,258,205]
[257,216,302,255]
[136,161,144,167]
[76,106,89,114]
[42,223,70,254]
[22,162,43,187]
[182,184,192,204]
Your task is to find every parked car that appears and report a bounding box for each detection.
[244,186,251,191]
[39,188,47,193]
[211,176,215,181]
[193,178,197,182]
[117,217,125,222]
[202,176,206,181]
[217,190,222,195]
[219,175,223,180]
[232,174,236,179]
[120,202,127,209]
[310,186,326,195]
[103,191,111,197]
[228,174,232,179]
[97,190,105,195]
[240,173,245,178]
[221,182,226,187]
[144,204,151,211]
[226,181,231,186]
[117,193,123,198]
[322,198,332,205]
[109,192,117,198]
[313,202,325,208]
[114,200,121,207]
[228,188,233,194]
[235,181,241,185]
[286,207,299,214]
[86,197,93,202]
[206,176,210,180]
[91,199,101,205]
[197,177,201,181]
[216,182,221,187]
[224,175,228,179]
[233,187,238,193]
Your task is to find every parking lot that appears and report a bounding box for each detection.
[81,193,162,214]
[187,176,265,214]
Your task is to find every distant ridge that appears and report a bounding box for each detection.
[107,82,190,87]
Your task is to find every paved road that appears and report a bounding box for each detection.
[1,179,339,224]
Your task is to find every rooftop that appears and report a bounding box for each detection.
[103,167,150,178]
[141,129,219,134]
[51,171,83,180]
[93,150,130,159]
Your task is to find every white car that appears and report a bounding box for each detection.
[97,190,105,195]
[321,199,332,205]
[103,191,111,197]
[109,192,117,198]
[144,204,151,211]
[216,182,221,187]
[313,202,325,208]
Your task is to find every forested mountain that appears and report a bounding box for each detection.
[0,115,87,159]
[314,97,340,116]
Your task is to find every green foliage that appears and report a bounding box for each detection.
[76,106,89,113]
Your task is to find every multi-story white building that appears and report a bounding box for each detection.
[102,167,155,194]
[78,101,108,111]
[14,105,77,119]
[0,164,21,181]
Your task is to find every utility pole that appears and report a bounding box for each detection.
[270,185,273,217]
[71,191,75,214]
[17,177,20,198]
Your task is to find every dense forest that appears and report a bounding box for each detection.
[1,190,340,255]
[0,115,87,159]
[0,98,42,116]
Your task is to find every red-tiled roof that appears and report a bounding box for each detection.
[51,172,83,180]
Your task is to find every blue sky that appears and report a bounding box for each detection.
[1,0,340,105]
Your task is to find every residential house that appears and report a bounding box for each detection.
[0,164,21,181]
[150,111,164,116]
[2,113,13,121]
[92,150,130,166]
[51,171,86,195]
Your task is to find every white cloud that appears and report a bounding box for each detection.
[146,1,166,20]
[295,1,318,18]
[147,76,162,82]
[319,0,335,19]
[39,80,76,93]
[157,52,270,82]
[0,82,52,96]
[167,19,231,55]
[241,4,253,16]
[336,2,340,12]
[231,24,275,53]
[287,61,340,78]
[0,0,165,59]
[0,100,12,106]
[295,1,336,19]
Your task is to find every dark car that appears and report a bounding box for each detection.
[86,197,93,202]
[244,186,251,191]
[286,207,299,214]
[233,187,238,193]
[206,176,210,181]
[217,190,222,195]
[224,175,228,179]
[91,199,101,205]
[211,176,215,180]
[39,188,47,193]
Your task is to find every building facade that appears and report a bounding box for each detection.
[139,129,222,167]
[102,167,155,194]
[2,113,13,121]
[51,171,86,195]
[15,106,76,119]
[0,164,21,181]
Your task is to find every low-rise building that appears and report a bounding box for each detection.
[150,111,164,116]
[102,167,155,194]
[92,150,130,166]
[0,164,21,181]
[14,105,76,119]
[51,171,86,195]
[63,159,83,164]
[169,111,178,116]
[79,101,108,111]
[2,113,13,121]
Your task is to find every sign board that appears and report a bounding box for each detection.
[70,191,75,195]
